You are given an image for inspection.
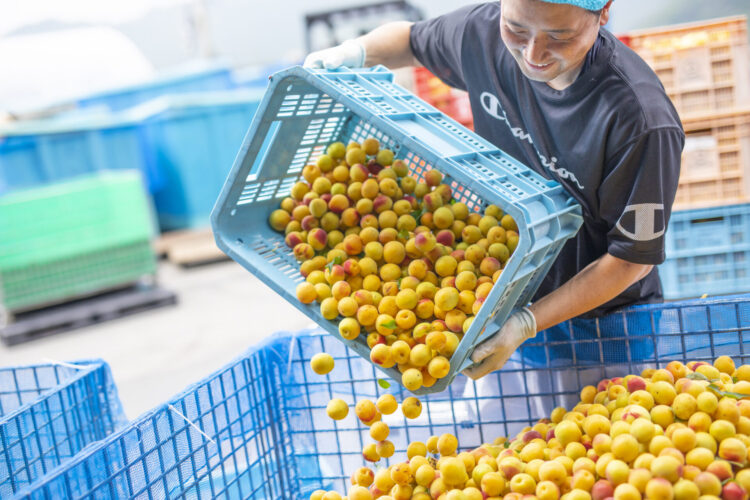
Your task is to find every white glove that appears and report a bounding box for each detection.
[303,40,366,70]
[461,307,537,380]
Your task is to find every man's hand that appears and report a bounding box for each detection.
[303,40,366,70]
[462,307,537,380]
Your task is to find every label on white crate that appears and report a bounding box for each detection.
[675,46,712,91]
[682,133,719,179]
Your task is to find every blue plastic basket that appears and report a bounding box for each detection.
[76,64,235,112]
[211,65,583,395]
[0,359,125,498]
[660,202,750,299]
[15,295,750,499]
[0,89,264,231]
[0,113,162,196]
[140,90,264,231]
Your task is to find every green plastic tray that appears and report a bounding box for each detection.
[0,171,157,313]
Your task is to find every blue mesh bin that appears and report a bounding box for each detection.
[0,360,125,498]
[211,66,583,395]
[16,295,750,499]
[11,341,309,500]
[660,202,750,299]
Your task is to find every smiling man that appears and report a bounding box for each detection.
[304,0,684,378]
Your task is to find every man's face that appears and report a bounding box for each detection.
[500,0,607,88]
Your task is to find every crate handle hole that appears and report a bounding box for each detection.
[249,120,282,177]
[237,238,244,244]
[691,216,724,225]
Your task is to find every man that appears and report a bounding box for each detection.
[304,0,684,379]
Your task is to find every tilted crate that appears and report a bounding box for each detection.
[211,66,582,394]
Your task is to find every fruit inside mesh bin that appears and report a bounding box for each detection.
[211,66,582,395]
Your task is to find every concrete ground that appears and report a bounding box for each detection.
[0,259,313,419]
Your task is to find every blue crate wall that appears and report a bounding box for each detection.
[15,295,750,499]
[0,360,125,498]
[0,119,162,196]
[12,344,297,500]
[273,295,750,494]
[77,66,235,112]
[143,91,264,231]
[660,203,750,299]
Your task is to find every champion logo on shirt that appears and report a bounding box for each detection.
[615,203,666,242]
[480,91,585,191]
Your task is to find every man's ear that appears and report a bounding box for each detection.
[599,0,613,26]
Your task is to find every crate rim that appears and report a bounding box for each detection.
[0,89,266,138]
[0,170,145,205]
[623,14,747,38]
[671,201,750,217]
[0,359,105,422]
[681,107,750,126]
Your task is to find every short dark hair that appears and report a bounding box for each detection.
[587,8,603,15]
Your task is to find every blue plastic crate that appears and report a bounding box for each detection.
[11,341,310,500]
[141,90,264,231]
[660,202,750,299]
[15,295,750,499]
[0,89,263,231]
[0,113,162,196]
[211,65,583,395]
[76,64,235,112]
[0,359,125,498]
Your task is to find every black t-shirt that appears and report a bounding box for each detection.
[410,2,684,317]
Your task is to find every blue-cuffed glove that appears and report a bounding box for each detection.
[303,40,366,70]
[461,307,537,380]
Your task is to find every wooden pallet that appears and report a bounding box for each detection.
[1,284,177,346]
[154,228,228,267]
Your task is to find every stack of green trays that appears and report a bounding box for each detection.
[0,170,157,315]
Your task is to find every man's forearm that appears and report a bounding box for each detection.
[529,253,653,332]
[356,21,420,69]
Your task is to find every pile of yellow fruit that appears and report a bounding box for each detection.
[310,356,750,500]
[268,138,750,500]
[268,137,519,392]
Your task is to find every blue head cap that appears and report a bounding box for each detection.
[539,0,610,10]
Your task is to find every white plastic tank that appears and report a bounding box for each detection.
[0,27,155,116]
